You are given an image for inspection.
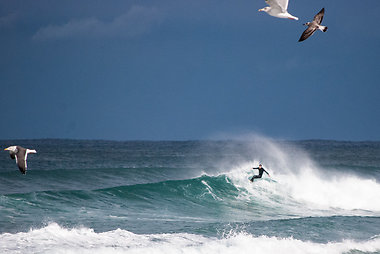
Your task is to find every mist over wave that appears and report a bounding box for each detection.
[196,136,380,214]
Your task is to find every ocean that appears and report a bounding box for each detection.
[0,138,379,253]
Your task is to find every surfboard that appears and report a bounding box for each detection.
[248,177,277,183]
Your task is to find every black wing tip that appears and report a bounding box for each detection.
[317,8,325,17]
[17,161,27,174]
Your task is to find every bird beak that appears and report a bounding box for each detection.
[4,148,9,151]
[258,8,264,12]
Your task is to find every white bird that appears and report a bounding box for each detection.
[299,8,328,42]
[258,0,298,20]
[4,146,37,174]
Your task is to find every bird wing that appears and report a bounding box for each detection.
[313,8,325,24]
[16,148,27,174]
[266,0,288,12]
[265,0,288,12]
[276,0,289,11]
[9,152,16,160]
[15,155,27,174]
[299,26,317,42]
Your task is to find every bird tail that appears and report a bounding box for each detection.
[288,16,299,21]
[322,26,328,32]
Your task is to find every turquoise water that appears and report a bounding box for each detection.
[1,139,380,253]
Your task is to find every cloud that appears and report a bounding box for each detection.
[0,12,20,28]
[33,6,163,41]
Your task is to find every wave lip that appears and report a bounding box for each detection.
[1,223,380,254]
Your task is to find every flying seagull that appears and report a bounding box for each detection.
[299,8,328,42]
[4,146,37,174]
[259,0,298,20]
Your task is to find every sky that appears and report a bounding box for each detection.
[0,0,379,141]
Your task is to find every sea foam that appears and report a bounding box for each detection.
[1,223,379,254]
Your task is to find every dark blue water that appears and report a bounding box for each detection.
[1,139,379,253]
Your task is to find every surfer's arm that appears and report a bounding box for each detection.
[263,169,270,177]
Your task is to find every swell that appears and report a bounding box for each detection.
[0,175,242,234]
[2,172,380,224]
[2,174,380,238]
[2,167,380,214]
[0,166,197,194]
[1,175,241,211]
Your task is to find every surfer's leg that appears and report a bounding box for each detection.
[251,175,260,182]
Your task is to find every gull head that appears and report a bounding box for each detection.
[4,146,17,152]
[258,7,270,12]
[303,22,311,26]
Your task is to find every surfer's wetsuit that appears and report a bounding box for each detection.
[250,166,269,182]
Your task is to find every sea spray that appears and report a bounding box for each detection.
[218,137,380,213]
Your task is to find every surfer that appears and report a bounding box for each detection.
[250,164,270,182]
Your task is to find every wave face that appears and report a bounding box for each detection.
[1,139,380,253]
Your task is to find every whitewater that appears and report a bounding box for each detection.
[0,138,379,253]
